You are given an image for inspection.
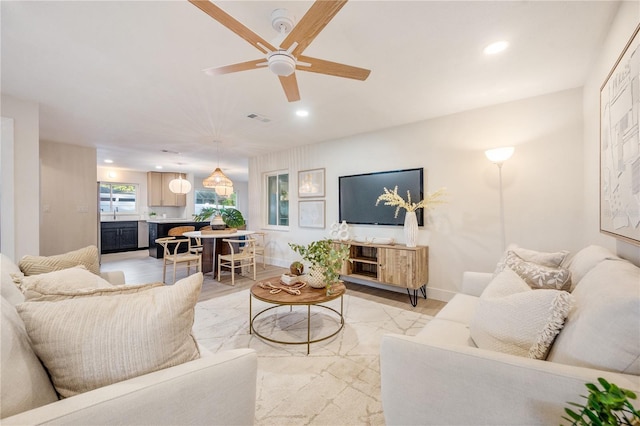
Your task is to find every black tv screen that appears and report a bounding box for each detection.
[339,168,424,226]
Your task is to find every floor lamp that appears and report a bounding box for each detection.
[485,147,515,252]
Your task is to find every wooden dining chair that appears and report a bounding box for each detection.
[155,236,201,284]
[217,238,256,286]
[251,232,267,269]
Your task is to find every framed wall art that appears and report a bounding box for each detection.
[600,24,640,246]
[299,200,325,229]
[298,168,325,198]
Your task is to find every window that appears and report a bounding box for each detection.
[194,189,236,214]
[266,171,288,227]
[100,183,138,213]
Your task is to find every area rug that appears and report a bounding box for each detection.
[193,290,432,425]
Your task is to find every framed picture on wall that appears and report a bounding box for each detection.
[299,200,325,229]
[298,168,325,198]
[600,23,640,246]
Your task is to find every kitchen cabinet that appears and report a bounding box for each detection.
[336,241,429,306]
[147,172,186,207]
[101,221,139,253]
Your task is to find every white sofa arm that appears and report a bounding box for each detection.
[3,349,257,426]
[100,270,125,285]
[461,271,493,296]
[380,335,640,426]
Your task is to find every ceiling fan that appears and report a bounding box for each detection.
[189,0,371,102]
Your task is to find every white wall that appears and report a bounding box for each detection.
[250,88,585,301]
[582,1,640,264]
[0,94,40,260]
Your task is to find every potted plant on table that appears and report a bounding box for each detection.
[289,239,350,295]
[192,207,245,229]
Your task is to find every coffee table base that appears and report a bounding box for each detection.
[249,295,344,355]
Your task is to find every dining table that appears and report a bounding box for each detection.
[182,230,255,278]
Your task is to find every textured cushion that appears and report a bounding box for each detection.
[16,273,203,398]
[13,266,112,301]
[563,245,620,290]
[19,245,101,276]
[493,245,569,275]
[1,254,25,305]
[547,260,640,374]
[470,268,573,359]
[504,251,572,291]
[0,298,58,418]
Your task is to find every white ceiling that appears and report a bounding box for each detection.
[1,1,620,182]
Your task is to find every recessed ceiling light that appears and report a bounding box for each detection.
[104,159,113,164]
[296,110,309,117]
[155,165,163,169]
[483,41,509,55]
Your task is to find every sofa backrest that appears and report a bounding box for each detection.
[547,258,640,375]
[1,254,25,306]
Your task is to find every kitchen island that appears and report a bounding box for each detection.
[147,220,210,258]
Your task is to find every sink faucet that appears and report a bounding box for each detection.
[113,207,118,220]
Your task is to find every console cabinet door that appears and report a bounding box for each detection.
[378,247,428,289]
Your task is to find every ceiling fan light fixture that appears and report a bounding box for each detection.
[268,51,296,76]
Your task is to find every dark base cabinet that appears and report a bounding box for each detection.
[148,222,211,258]
[101,221,139,254]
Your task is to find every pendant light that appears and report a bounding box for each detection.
[168,174,192,194]
[203,141,234,195]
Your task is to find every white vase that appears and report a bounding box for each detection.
[404,211,418,248]
[306,266,326,288]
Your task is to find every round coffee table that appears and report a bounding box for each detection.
[249,277,346,354]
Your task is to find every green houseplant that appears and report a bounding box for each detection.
[563,377,640,426]
[192,207,245,228]
[289,239,350,295]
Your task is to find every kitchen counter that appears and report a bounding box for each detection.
[146,218,194,223]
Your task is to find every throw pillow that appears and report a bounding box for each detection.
[23,280,163,302]
[19,245,101,276]
[547,260,640,375]
[493,245,569,275]
[504,251,572,291]
[470,267,573,359]
[16,273,203,398]
[13,266,113,300]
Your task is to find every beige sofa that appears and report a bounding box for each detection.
[381,245,640,425]
[1,252,257,425]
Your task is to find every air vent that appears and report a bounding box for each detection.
[247,113,272,123]
[161,149,181,154]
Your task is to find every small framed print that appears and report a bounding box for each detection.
[299,200,325,229]
[298,168,325,198]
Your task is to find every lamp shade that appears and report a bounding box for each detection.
[203,167,234,192]
[168,176,192,194]
[485,147,515,163]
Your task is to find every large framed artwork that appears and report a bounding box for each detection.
[600,24,640,246]
[299,200,325,229]
[298,168,325,198]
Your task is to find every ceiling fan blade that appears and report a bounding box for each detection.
[281,0,347,56]
[297,55,370,81]
[203,59,267,76]
[189,0,276,54]
[278,74,301,102]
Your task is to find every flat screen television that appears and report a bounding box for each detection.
[339,168,424,226]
